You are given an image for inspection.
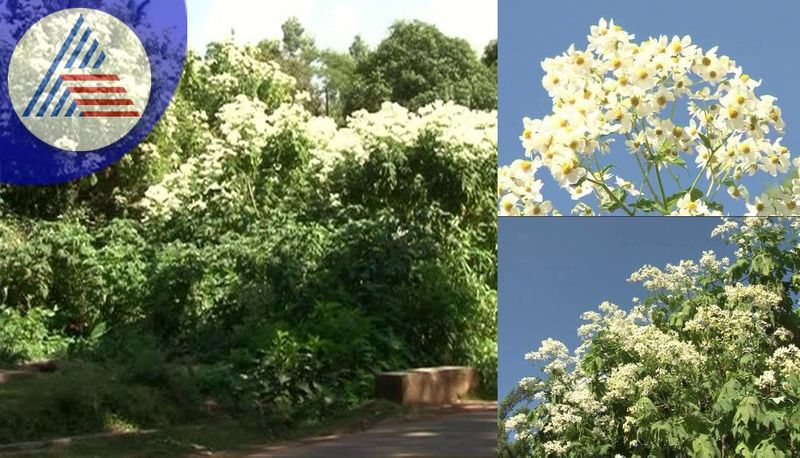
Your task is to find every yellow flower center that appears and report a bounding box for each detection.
[637,69,649,80]
[630,96,640,107]
[657,95,667,106]
[702,57,712,66]
[672,42,683,53]
[727,107,740,119]
[736,95,746,105]
[523,129,532,140]
[612,58,622,69]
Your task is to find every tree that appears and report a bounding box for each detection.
[254,18,321,114]
[483,39,497,72]
[317,49,356,120]
[348,35,370,62]
[342,21,497,116]
[281,16,314,58]
[502,219,800,457]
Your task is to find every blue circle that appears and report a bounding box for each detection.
[0,0,187,185]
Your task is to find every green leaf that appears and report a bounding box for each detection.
[662,154,688,169]
[599,188,627,213]
[707,201,724,212]
[730,259,750,280]
[734,396,761,427]
[633,198,660,213]
[698,132,712,149]
[691,434,721,458]
[714,379,742,415]
[89,321,108,341]
[750,253,777,277]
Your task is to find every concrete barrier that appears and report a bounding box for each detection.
[375,366,479,405]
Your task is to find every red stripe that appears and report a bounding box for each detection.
[76,99,134,106]
[68,87,127,94]
[61,74,120,81]
[81,111,140,117]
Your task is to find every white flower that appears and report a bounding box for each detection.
[674,193,711,216]
[500,19,792,216]
[615,177,641,197]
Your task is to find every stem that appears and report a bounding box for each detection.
[586,177,635,216]
[654,162,669,209]
[633,151,660,201]
[638,119,669,209]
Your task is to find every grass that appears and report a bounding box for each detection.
[2,401,405,457]
[0,361,202,446]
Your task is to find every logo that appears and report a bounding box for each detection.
[9,9,151,152]
[0,1,187,185]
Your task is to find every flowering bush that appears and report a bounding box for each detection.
[0,33,499,432]
[501,219,800,456]
[499,19,798,216]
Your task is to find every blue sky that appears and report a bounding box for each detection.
[499,0,800,215]
[186,0,496,52]
[498,217,733,399]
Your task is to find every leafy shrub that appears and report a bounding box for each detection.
[0,307,71,364]
[0,31,498,443]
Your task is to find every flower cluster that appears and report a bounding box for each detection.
[628,250,729,295]
[504,219,800,456]
[140,92,497,221]
[499,18,795,216]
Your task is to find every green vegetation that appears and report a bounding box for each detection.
[0,17,497,447]
[501,219,800,457]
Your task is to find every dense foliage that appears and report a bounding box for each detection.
[340,21,498,117]
[0,20,497,440]
[502,219,800,457]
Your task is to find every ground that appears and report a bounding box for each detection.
[249,402,497,457]
[0,368,497,458]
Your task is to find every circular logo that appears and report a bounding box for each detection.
[8,8,152,152]
[0,1,187,185]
